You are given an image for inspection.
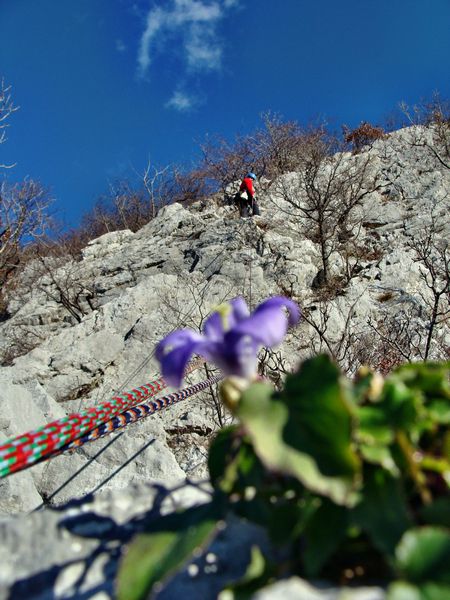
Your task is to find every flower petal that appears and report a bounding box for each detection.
[203,297,250,340]
[233,297,300,348]
[155,297,299,385]
[228,297,250,325]
[216,332,259,379]
[155,329,203,388]
[203,312,224,341]
[159,344,197,388]
[254,297,300,327]
[155,329,203,361]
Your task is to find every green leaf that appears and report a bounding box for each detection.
[388,581,422,600]
[117,503,219,600]
[219,546,269,600]
[359,444,399,475]
[393,362,450,400]
[388,581,450,600]
[236,356,360,506]
[236,383,357,506]
[420,498,450,528]
[302,498,348,577]
[395,526,450,584]
[427,399,450,424]
[357,405,394,445]
[283,355,360,478]
[208,426,266,496]
[380,379,419,430]
[352,466,412,557]
[266,495,316,544]
[419,583,450,600]
[208,425,241,492]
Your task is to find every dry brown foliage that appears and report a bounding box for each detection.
[343,122,386,152]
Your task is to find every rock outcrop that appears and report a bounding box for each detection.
[0,126,448,597]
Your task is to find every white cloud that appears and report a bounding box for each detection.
[185,23,222,71]
[137,6,167,75]
[137,0,236,77]
[165,90,196,112]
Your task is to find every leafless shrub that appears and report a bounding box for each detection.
[292,298,365,375]
[254,112,308,178]
[399,92,450,169]
[405,217,449,360]
[0,80,19,169]
[343,121,386,153]
[257,347,290,390]
[354,228,449,371]
[273,128,383,288]
[199,112,312,197]
[168,166,211,206]
[362,309,425,373]
[80,183,151,238]
[0,180,52,318]
[0,320,47,365]
[21,240,98,324]
[199,132,258,195]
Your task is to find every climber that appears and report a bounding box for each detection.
[235,173,261,218]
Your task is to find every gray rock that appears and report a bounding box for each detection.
[252,577,385,600]
[0,124,448,597]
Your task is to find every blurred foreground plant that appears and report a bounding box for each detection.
[117,353,449,600]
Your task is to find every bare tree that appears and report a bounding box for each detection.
[273,128,383,287]
[0,80,19,169]
[343,121,386,154]
[0,180,51,290]
[198,112,312,199]
[295,298,365,375]
[138,161,170,218]
[398,93,450,169]
[30,243,97,323]
[406,219,449,360]
[254,112,306,178]
[0,83,52,319]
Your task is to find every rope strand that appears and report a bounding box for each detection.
[0,360,203,478]
[1,373,222,478]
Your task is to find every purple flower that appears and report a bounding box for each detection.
[155,296,300,388]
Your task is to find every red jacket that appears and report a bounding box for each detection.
[239,177,255,199]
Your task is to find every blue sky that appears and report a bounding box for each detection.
[1,0,449,228]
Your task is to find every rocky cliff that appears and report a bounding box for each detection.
[0,126,448,598]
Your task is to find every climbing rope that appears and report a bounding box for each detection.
[0,360,204,479]
[0,214,252,482]
[43,373,223,464]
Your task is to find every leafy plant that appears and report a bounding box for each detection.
[117,355,450,599]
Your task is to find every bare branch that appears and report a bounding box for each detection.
[0,80,19,169]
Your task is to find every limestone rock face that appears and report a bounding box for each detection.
[0,125,448,596]
[0,482,386,600]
